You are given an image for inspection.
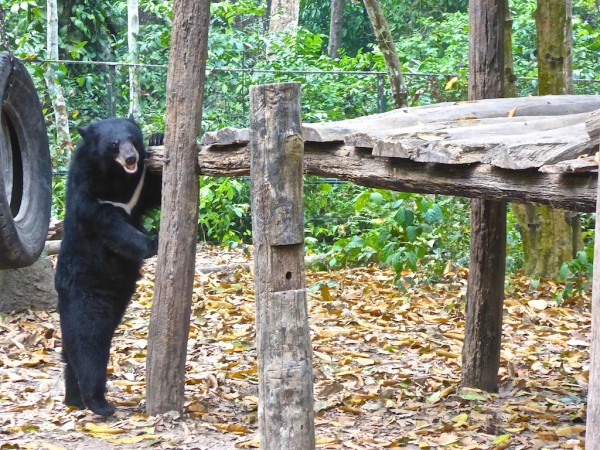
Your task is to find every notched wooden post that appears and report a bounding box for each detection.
[249,82,315,450]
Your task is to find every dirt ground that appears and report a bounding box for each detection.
[0,245,590,449]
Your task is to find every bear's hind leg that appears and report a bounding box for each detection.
[76,330,116,417]
[63,353,85,409]
[61,302,118,417]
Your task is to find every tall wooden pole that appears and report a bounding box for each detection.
[250,83,315,450]
[461,0,506,392]
[146,0,210,414]
[586,110,600,448]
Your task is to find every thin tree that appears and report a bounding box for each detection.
[146,0,211,414]
[269,0,300,33]
[512,0,580,279]
[128,0,141,118]
[362,0,407,108]
[328,0,344,58]
[45,0,70,157]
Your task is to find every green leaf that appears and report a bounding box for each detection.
[424,204,444,224]
[559,263,569,280]
[459,391,487,401]
[492,434,511,444]
[406,226,418,242]
[354,190,371,213]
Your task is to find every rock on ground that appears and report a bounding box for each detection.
[0,252,57,312]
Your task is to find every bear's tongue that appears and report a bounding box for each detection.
[125,162,138,174]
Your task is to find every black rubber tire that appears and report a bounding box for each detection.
[0,53,51,269]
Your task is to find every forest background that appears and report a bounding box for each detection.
[3,0,600,297]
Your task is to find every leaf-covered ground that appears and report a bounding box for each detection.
[0,245,590,449]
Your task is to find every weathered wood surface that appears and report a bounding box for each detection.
[585,150,600,446]
[145,0,210,415]
[461,0,506,394]
[461,199,506,391]
[588,108,600,145]
[146,144,597,212]
[250,83,315,450]
[201,95,600,170]
[539,155,597,173]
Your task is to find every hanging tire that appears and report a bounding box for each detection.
[0,53,51,269]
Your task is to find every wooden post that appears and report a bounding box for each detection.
[249,83,315,450]
[461,0,506,391]
[586,110,600,446]
[145,0,210,414]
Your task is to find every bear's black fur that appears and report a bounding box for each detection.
[55,117,162,416]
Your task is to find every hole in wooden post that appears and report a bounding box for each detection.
[271,245,304,291]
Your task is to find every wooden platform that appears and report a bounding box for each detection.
[147,95,600,212]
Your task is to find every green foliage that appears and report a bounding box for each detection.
[555,250,593,304]
[51,177,67,219]
[313,189,472,285]
[198,177,252,245]
[3,0,600,286]
[300,0,373,56]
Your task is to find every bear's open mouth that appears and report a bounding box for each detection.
[115,155,139,174]
[124,162,138,173]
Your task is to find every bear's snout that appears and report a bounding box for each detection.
[116,142,139,174]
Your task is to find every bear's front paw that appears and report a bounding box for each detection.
[146,236,159,258]
[148,133,164,146]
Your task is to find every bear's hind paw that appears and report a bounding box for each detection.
[86,398,116,417]
[64,396,85,410]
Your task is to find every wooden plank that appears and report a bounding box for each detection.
[249,82,315,450]
[304,95,600,143]
[356,114,593,168]
[200,95,600,147]
[145,0,210,415]
[539,155,597,173]
[145,143,598,212]
[587,109,600,145]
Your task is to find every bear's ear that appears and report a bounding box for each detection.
[128,114,137,124]
[76,126,89,140]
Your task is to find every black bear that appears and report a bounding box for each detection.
[55,117,162,416]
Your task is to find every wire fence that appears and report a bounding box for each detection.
[28,58,600,174]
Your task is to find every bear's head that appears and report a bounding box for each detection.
[76,116,146,177]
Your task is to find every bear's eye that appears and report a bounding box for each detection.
[109,141,119,150]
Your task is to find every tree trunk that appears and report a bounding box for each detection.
[269,0,300,33]
[145,0,210,415]
[362,0,407,108]
[128,0,141,118]
[45,0,70,158]
[536,0,573,95]
[328,0,344,58]
[505,0,532,277]
[461,0,506,392]
[515,0,580,279]
[503,0,517,99]
[250,82,315,450]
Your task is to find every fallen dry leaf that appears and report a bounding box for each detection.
[0,244,590,449]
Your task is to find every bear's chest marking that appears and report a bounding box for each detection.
[98,166,146,215]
